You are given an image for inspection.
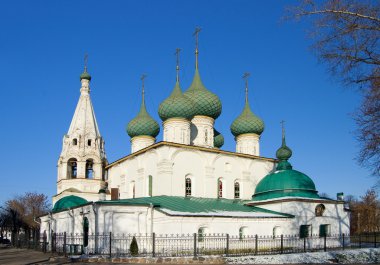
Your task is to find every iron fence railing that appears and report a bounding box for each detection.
[11,232,380,258]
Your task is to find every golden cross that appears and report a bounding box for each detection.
[280,120,286,139]
[141,74,147,100]
[193,27,201,69]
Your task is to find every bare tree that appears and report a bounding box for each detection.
[288,0,380,176]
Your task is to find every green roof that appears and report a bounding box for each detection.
[52,195,89,212]
[158,81,194,121]
[184,69,222,119]
[127,95,160,138]
[98,196,293,218]
[214,129,224,148]
[230,101,264,137]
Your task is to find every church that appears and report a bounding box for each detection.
[39,31,349,243]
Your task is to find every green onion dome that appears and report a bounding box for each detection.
[252,134,319,201]
[230,101,264,137]
[158,81,194,121]
[127,98,160,138]
[52,195,88,212]
[214,129,224,148]
[80,70,91,81]
[184,69,222,119]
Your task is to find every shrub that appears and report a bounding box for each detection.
[130,236,139,256]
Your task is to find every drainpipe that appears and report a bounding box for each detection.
[150,203,154,234]
[92,202,98,252]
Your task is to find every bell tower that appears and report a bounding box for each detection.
[53,56,107,204]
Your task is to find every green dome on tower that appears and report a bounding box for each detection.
[80,71,91,81]
[252,129,319,201]
[127,84,160,138]
[214,129,224,148]
[230,102,264,137]
[184,69,222,119]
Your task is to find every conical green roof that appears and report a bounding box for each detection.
[252,134,318,201]
[230,101,264,137]
[184,69,222,119]
[158,81,194,121]
[127,97,160,138]
[214,129,224,148]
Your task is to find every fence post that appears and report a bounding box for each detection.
[43,233,47,253]
[324,233,327,252]
[226,234,229,256]
[359,233,362,248]
[51,232,55,253]
[342,234,345,250]
[255,235,258,255]
[193,233,197,257]
[374,232,377,248]
[109,232,112,258]
[152,233,156,257]
[280,235,283,254]
[63,232,67,257]
[303,237,306,252]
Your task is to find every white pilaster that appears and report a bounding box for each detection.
[236,133,260,156]
[190,115,214,148]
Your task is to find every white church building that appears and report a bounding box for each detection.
[40,34,349,244]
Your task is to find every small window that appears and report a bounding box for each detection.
[198,227,206,242]
[87,139,92,146]
[218,178,223,198]
[315,204,326,217]
[204,130,208,143]
[148,175,153,197]
[234,182,240,199]
[73,139,78,145]
[185,178,192,197]
[300,225,311,238]
[319,224,330,237]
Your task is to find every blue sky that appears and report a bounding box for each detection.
[0,0,374,204]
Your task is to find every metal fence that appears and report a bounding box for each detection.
[14,232,380,257]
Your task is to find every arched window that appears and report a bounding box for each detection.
[85,160,93,179]
[239,227,247,240]
[148,175,153,197]
[234,182,240,199]
[185,177,192,197]
[218,178,223,198]
[130,181,136,198]
[68,159,77,179]
[315,204,326,217]
[273,226,281,237]
[72,139,78,145]
[87,139,92,146]
[198,227,207,242]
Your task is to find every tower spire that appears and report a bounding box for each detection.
[242,72,250,104]
[175,48,181,83]
[193,27,201,70]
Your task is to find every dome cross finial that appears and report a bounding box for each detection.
[242,72,250,104]
[141,74,147,104]
[281,120,286,146]
[84,53,88,72]
[175,48,181,83]
[193,26,201,70]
